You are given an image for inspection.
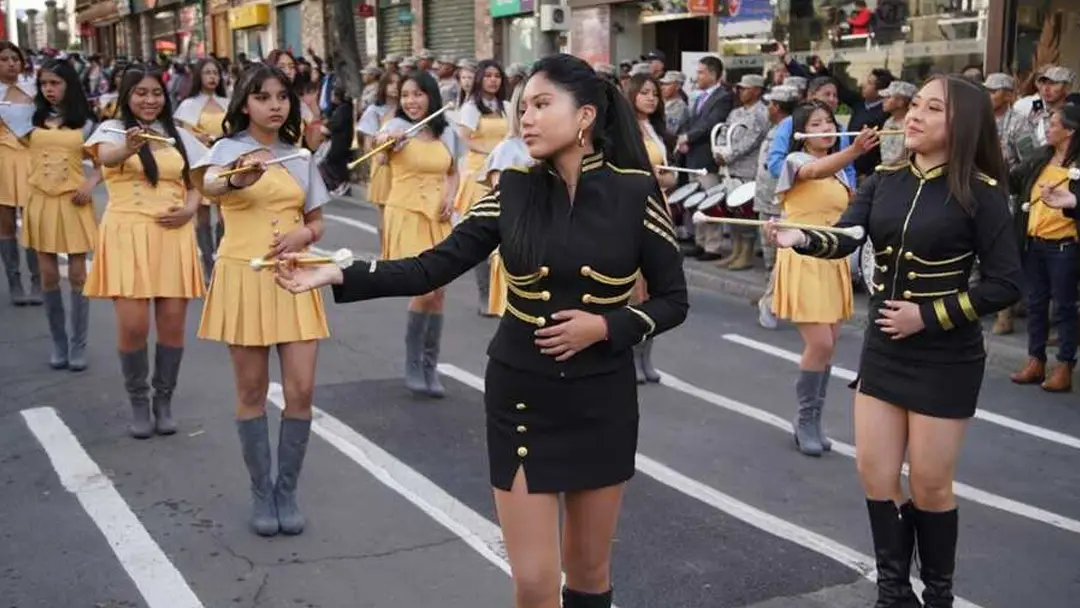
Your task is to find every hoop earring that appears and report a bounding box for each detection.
[577,128,586,148]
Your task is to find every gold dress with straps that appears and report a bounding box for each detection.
[19,127,98,253]
[454,113,508,215]
[198,166,329,346]
[0,112,31,208]
[382,137,454,260]
[367,111,396,206]
[84,142,205,299]
[183,106,226,207]
[772,176,854,323]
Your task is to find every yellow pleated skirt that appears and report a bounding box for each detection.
[488,251,507,316]
[84,215,205,299]
[381,206,452,260]
[198,258,329,346]
[368,162,392,205]
[772,249,853,324]
[19,190,97,254]
[453,152,488,215]
[0,147,30,208]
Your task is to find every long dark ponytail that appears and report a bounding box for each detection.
[506,54,654,269]
[117,65,191,188]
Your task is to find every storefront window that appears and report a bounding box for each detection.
[1008,0,1080,93]
[506,16,538,66]
[770,1,988,82]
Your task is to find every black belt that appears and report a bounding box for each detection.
[1031,236,1077,245]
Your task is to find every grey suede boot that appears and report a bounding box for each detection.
[195,223,215,284]
[119,348,153,439]
[237,416,279,536]
[274,417,312,535]
[24,247,42,305]
[817,365,833,451]
[473,258,493,316]
[42,289,69,369]
[562,587,614,608]
[0,237,27,305]
[639,338,661,383]
[422,313,446,398]
[151,344,184,435]
[404,311,428,394]
[68,289,90,372]
[793,370,825,456]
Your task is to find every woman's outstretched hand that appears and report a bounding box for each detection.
[763,218,807,249]
[274,253,345,294]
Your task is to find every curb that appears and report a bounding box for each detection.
[333,183,1031,375]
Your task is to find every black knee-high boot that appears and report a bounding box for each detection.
[913,506,958,608]
[562,587,613,608]
[866,499,922,607]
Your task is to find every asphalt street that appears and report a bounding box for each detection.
[1,193,1078,608]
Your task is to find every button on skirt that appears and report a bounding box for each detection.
[484,358,639,493]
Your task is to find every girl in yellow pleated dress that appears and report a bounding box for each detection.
[628,73,677,384]
[356,70,401,252]
[454,60,508,316]
[0,41,42,306]
[378,70,460,398]
[194,64,330,538]
[772,100,878,457]
[21,59,101,372]
[85,65,208,439]
[476,82,530,321]
[176,57,230,283]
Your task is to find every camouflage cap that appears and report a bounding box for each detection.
[881,80,916,98]
[659,70,686,84]
[983,72,1015,91]
[763,86,800,104]
[1037,65,1075,84]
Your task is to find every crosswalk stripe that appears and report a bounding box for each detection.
[324,213,379,235]
[721,333,1080,451]
[436,363,984,608]
[656,369,1080,536]
[21,407,204,608]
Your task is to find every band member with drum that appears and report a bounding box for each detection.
[710,74,768,271]
[275,54,688,608]
[753,85,800,329]
[768,76,1022,608]
[773,101,879,458]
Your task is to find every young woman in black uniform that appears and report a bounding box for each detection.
[275,54,688,608]
[767,75,1022,607]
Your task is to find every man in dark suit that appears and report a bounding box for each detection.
[677,55,734,259]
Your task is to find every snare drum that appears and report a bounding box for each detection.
[683,192,707,210]
[697,191,727,217]
[668,182,701,205]
[724,180,757,219]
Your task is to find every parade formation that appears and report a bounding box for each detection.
[1,26,1079,608]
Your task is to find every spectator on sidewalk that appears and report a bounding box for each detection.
[677,55,734,261]
[987,73,1037,173]
[879,80,915,166]
[754,85,801,329]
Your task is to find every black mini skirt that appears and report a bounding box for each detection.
[484,358,639,493]
[856,345,985,419]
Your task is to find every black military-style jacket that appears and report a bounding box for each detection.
[797,161,1022,362]
[333,150,690,378]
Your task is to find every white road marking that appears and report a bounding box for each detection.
[265,383,590,603]
[657,368,1080,536]
[324,213,379,235]
[721,333,1080,451]
[20,407,204,608]
[436,363,982,608]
